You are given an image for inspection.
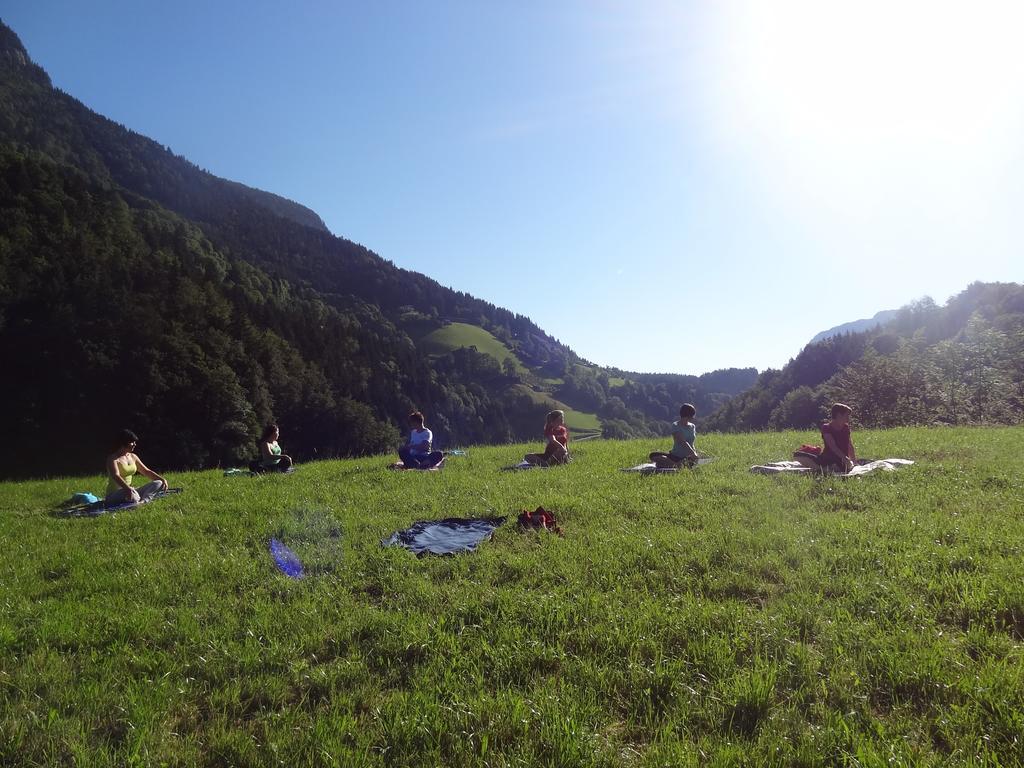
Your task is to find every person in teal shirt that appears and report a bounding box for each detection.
[251,423,293,473]
[649,403,699,468]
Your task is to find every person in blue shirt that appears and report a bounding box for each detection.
[649,403,699,468]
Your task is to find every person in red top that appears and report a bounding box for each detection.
[524,410,570,466]
[819,402,856,472]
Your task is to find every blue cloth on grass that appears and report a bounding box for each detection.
[382,517,506,556]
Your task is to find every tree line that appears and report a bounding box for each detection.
[705,283,1024,431]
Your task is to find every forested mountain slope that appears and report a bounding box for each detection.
[0,21,754,477]
[706,282,1024,431]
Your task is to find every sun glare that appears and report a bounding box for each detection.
[708,1,1024,153]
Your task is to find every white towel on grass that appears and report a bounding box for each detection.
[750,458,914,476]
[621,463,678,474]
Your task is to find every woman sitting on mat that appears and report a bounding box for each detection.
[649,403,699,468]
[105,429,168,504]
[524,409,571,466]
[252,423,293,473]
[398,411,445,469]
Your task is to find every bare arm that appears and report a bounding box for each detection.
[133,455,166,486]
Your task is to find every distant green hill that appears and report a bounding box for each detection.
[706,282,1024,431]
[419,324,601,432]
[511,384,601,432]
[420,322,530,376]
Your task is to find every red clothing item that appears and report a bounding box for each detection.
[820,421,852,463]
[545,423,569,448]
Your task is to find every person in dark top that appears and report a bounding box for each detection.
[819,402,856,472]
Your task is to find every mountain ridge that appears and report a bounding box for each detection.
[0,18,329,234]
[0,19,757,477]
[809,309,899,345]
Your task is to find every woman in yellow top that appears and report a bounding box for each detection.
[105,429,168,504]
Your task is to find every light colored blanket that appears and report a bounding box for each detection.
[621,463,678,474]
[750,459,914,476]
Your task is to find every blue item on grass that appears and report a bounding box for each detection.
[382,517,506,557]
[71,492,99,504]
[269,538,305,578]
[55,488,183,518]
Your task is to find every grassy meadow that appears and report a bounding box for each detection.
[1,427,1022,766]
[419,323,531,377]
[416,322,602,433]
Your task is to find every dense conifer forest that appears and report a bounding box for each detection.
[0,21,755,477]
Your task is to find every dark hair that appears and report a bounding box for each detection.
[261,423,279,441]
[114,428,139,450]
[831,402,852,418]
[679,403,696,419]
[408,411,424,426]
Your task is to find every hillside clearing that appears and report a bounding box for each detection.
[419,322,530,376]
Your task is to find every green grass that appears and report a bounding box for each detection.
[419,322,530,376]
[514,385,602,432]
[2,427,1023,766]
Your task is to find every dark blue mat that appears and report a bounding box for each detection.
[53,488,183,518]
[382,517,506,556]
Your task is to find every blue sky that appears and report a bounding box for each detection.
[6,1,1022,374]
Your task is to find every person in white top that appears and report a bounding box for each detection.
[398,411,444,469]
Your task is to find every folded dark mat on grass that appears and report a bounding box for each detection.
[224,467,296,477]
[621,457,713,474]
[382,516,506,556]
[54,488,184,518]
[750,459,915,476]
[269,538,305,578]
[502,460,551,472]
[388,459,445,471]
